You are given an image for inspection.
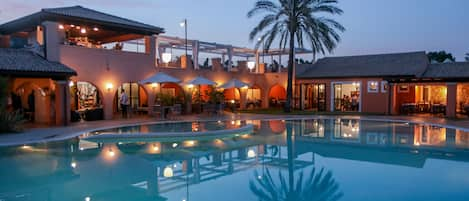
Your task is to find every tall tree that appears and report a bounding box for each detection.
[465,53,469,62]
[248,0,345,112]
[427,51,456,63]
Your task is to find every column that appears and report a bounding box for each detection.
[255,52,260,73]
[227,46,233,71]
[446,82,457,118]
[300,84,305,110]
[145,35,156,66]
[389,83,399,115]
[103,86,115,120]
[240,88,248,110]
[55,80,70,126]
[261,87,269,108]
[42,21,65,62]
[192,40,199,69]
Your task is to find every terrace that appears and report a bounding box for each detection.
[155,35,312,73]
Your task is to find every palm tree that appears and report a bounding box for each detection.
[250,167,343,201]
[250,122,343,201]
[248,0,345,112]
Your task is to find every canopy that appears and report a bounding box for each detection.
[139,72,180,84]
[186,76,217,86]
[218,79,250,89]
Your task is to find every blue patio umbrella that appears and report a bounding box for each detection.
[139,72,181,84]
[218,79,250,89]
[185,76,217,86]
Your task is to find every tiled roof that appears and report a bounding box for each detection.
[423,62,469,78]
[0,48,76,77]
[296,51,429,79]
[0,5,164,35]
[42,6,164,33]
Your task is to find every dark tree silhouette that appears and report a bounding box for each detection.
[427,51,456,63]
[248,0,345,112]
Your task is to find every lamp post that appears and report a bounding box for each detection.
[180,19,188,57]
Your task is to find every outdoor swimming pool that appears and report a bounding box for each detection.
[1,118,469,201]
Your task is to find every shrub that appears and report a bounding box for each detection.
[0,77,25,133]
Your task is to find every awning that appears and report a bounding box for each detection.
[139,72,180,84]
[185,76,217,86]
[218,79,250,89]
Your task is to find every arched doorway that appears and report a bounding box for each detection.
[114,82,148,116]
[269,84,286,108]
[13,82,49,123]
[70,81,103,121]
[224,88,240,108]
[160,83,185,101]
[246,85,262,109]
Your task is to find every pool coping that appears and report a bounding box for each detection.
[82,124,254,142]
[1,115,468,147]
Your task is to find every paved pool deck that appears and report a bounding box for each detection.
[1,113,468,147]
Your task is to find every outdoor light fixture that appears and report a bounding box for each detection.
[80,28,87,34]
[187,84,194,89]
[85,197,91,201]
[163,166,174,178]
[151,83,158,89]
[162,53,172,63]
[247,149,256,158]
[70,24,75,28]
[93,27,99,31]
[58,24,64,29]
[172,143,178,148]
[106,83,113,92]
[69,81,74,87]
[247,61,256,70]
[230,100,235,104]
[242,85,249,89]
[76,26,81,30]
[71,162,77,168]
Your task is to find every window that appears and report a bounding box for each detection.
[367,81,379,93]
[381,81,388,93]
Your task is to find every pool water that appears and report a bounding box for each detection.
[1,119,469,201]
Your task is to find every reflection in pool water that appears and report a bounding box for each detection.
[1,119,469,201]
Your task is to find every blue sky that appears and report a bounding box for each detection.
[1,0,468,60]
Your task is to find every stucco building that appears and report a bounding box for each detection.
[295,52,469,117]
[0,6,297,125]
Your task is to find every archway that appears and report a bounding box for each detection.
[246,85,262,109]
[269,84,286,108]
[114,82,149,116]
[70,81,104,121]
[158,82,185,105]
[224,88,240,108]
[13,81,49,124]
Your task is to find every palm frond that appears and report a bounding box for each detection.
[250,167,344,201]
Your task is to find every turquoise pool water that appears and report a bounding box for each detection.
[1,119,469,201]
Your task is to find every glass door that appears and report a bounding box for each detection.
[333,83,343,111]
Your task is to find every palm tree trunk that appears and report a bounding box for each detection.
[285,31,295,113]
[286,122,295,192]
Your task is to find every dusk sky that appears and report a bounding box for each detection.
[1,0,468,60]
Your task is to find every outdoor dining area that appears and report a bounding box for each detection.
[137,72,251,119]
[399,85,448,115]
